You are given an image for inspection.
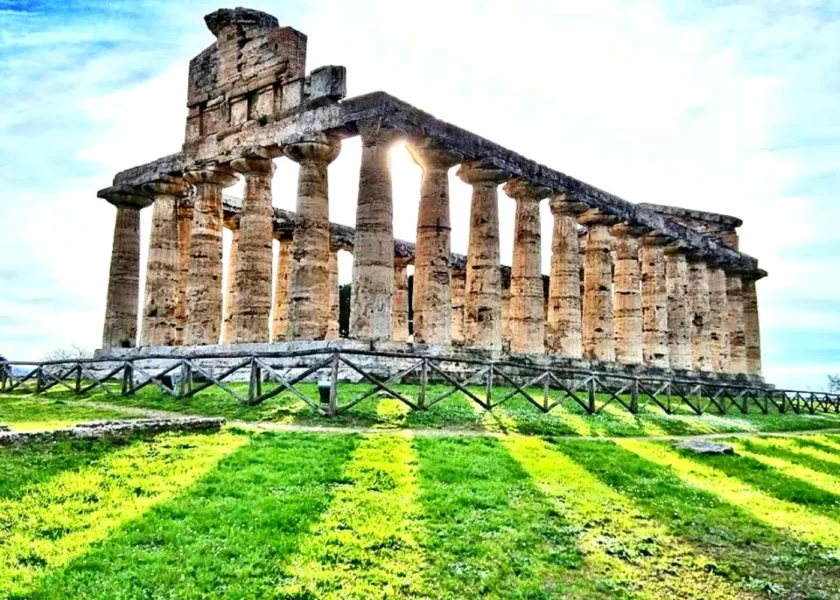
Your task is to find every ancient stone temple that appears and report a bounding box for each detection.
[97,7,766,382]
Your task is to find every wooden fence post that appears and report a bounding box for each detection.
[587,376,596,414]
[630,378,639,414]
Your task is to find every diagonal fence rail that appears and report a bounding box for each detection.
[1,349,838,418]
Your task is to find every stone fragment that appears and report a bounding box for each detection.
[407,139,462,345]
[676,440,735,455]
[283,134,341,340]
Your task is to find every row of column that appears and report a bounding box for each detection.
[101,125,762,376]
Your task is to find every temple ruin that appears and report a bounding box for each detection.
[96,7,765,383]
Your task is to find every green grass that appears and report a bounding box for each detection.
[3,428,840,598]
[0,395,136,431]
[15,381,840,438]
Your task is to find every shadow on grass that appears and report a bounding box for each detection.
[740,437,840,484]
[23,432,360,600]
[553,440,840,599]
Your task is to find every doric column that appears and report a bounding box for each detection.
[393,259,410,342]
[640,233,669,368]
[407,140,462,345]
[501,276,512,348]
[140,177,188,347]
[271,236,293,341]
[326,248,340,340]
[175,196,193,345]
[707,264,730,372]
[221,222,239,344]
[98,185,152,349]
[230,156,275,343]
[664,245,691,370]
[726,271,747,374]
[579,209,620,362]
[183,164,238,346]
[350,122,401,341]
[457,160,508,351]
[688,258,712,371]
[546,195,587,358]
[611,223,646,365]
[504,179,550,355]
[451,266,466,344]
[283,134,341,340]
[743,272,763,376]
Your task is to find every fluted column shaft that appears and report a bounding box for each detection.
[327,249,340,340]
[271,236,293,341]
[727,273,747,374]
[451,267,466,343]
[501,283,512,347]
[665,248,691,370]
[743,276,762,376]
[230,156,275,343]
[175,197,193,345]
[222,224,239,344]
[183,165,237,346]
[688,259,712,371]
[640,235,669,368]
[140,178,188,347]
[504,179,549,355]
[393,260,410,342]
[407,141,462,345]
[284,136,341,340]
[457,161,508,351]
[351,123,400,341]
[612,223,645,365]
[100,187,151,349]
[546,196,587,358]
[707,266,730,372]
[581,210,619,362]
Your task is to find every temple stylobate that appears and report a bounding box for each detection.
[97,7,765,382]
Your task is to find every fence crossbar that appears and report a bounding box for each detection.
[254,357,328,412]
[426,361,489,410]
[426,366,490,409]
[337,355,418,411]
[186,359,251,403]
[494,370,548,412]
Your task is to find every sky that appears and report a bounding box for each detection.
[0,0,838,390]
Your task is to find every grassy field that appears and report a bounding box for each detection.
[3,390,840,598]
[13,381,840,438]
[0,395,138,431]
[2,426,840,598]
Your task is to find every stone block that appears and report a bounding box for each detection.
[310,66,347,105]
[676,440,735,455]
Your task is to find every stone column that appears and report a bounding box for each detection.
[501,277,512,348]
[457,161,508,351]
[451,267,466,344]
[98,186,152,349]
[393,259,410,342]
[727,271,747,374]
[504,179,550,355]
[140,177,188,347]
[640,234,669,368]
[350,122,400,341]
[707,265,730,372]
[664,246,691,370]
[611,223,646,365]
[221,223,239,344]
[407,140,462,345]
[580,209,619,362]
[326,248,340,340]
[183,164,237,346]
[688,258,712,371]
[230,156,275,343]
[283,134,341,340]
[743,273,762,376]
[175,196,193,345]
[545,196,587,358]
[271,236,293,341]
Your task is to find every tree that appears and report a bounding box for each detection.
[41,345,93,363]
[829,375,840,394]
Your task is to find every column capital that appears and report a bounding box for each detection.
[548,193,589,216]
[406,139,463,171]
[610,222,649,239]
[457,159,509,187]
[503,178,551,201]
[578,207,620,227]
[663,241,688,256]
[640,232,671,247]
[230,156,274,175]
[357,119,405,146]
[184,163,238,187]
[98,185,153,209]
[142,176,189,198]
[283,133,341,165]
[741,268,768,282]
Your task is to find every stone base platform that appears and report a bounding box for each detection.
[94,339,767,388]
